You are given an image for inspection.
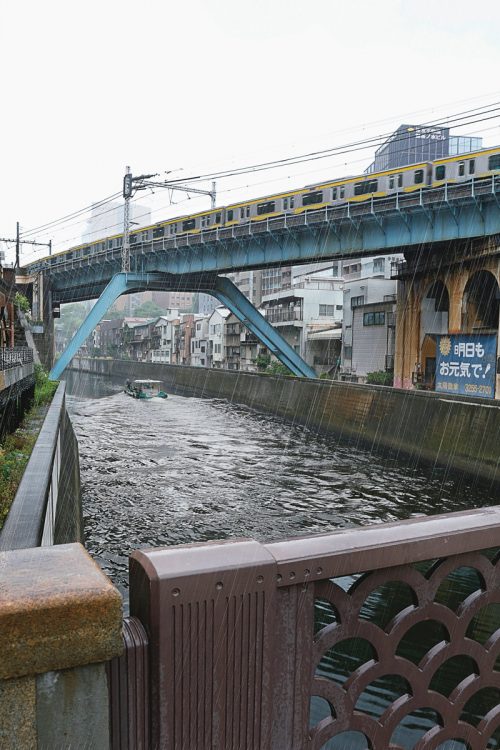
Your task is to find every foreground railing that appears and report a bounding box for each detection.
[111,506,500,749]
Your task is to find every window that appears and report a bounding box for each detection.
[246,206,250,217]
[351,295,365,308]
[302,190,323,206]
[435,165,446,180]
[215,213,221,223]
[153,225,165,238]
[256,201,276,215]
[458,162,465,177]
[283,198,288,210]
[398,174,403,188]
[336,304,343,310]
[373,258,385,273]
[389,176,394,189]
[182,218,196,231]
[469,159,475,175]
[488,154,500,170]
[344,345,352,360]
[240,207,245,218]
[319,304,335,316]
[353,180,378,196]
[290,197,294,209]
[363,311,386,326]
[332,187,337,200]
[414,169,424,184]
[227,209,233,221]
[339,186,345,199]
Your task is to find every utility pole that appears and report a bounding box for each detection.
[0,226,52,267]
[16,222,20,269]
[122,166,132,273]
[120,167,216,272]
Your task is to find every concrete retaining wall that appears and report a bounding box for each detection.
[72,358,500,486]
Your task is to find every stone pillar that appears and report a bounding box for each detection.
[0,543,123,748]
[394,279,420,390]
[447,275,464,334]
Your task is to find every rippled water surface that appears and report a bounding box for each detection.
[64,370,497,602]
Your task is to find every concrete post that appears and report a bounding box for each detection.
[0,543,123,748]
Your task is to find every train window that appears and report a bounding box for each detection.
[332,188,337,200]
[283,198,288,210]
[290,197,294,209]
[240,208,245,218]
[215,213,221,223]
[469,159,475,175]
[458,162,465,177]
[354,180,377,196]
[488,155,500,170]
[107,239,113,249]
[414,170,424,184]
[256,201,275,215]
[227,210,233,222]
[389,176,394,189]
[182,219,196,231]
[398,174,403,188]
[435,165,446,180]
[170,224,177,234]
[153,225,165,239]
[142,231,149,242]
[130,235,137,244]
[339,186,345,199]
[246,206,250,217]
[302,190,323,206]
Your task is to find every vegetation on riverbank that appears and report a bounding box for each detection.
[0,366,58,529]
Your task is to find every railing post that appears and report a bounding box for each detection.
[129,539,279,749]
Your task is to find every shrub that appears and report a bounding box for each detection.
[14,292,30,314]
[33,364,58,406]
[366,370,393,386]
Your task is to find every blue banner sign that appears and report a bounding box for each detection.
[436,334,497,399]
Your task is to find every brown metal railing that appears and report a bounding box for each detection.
[110,506,500,749]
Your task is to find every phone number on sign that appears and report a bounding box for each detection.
[464,383,493,396]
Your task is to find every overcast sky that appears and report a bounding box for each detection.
[2,0,500,262]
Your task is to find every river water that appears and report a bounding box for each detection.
[64,370,497,600]
[64,371,499,749]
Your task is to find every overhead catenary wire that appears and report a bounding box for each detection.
[16,100,500,251]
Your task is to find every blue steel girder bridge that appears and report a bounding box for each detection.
[26,176,500,380]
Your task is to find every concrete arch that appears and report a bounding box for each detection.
[462,269,500,334]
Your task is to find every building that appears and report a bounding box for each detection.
[341,256,398,379]
[82,201,151,244]
[366,124,482,174]
[150,313,179,364]
[208,307,231,368]
[190,316,210,367]
[261,274,344,366]
[226,271,263,307]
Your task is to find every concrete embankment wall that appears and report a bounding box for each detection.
[72,358,500,486]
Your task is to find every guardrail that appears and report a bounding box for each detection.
[110,506,500,749]
[0,346,33,370]
[0,381,83,550]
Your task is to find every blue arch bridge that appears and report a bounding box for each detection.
[22,177,500,380]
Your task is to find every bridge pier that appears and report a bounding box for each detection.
[50,272,316,380]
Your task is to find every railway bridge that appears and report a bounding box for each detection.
[19,176,500,381]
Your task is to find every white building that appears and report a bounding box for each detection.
[261,274,344,365]
[150,312,179,364]
[82,201,151,244]
[341,255,400,379]
[190,316,210,367]
[208,307,231,368]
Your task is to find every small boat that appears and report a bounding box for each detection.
[124,379,168,400]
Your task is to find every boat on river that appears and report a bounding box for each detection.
[124,379,168,400]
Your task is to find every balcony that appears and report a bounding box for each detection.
[264,308,302,324]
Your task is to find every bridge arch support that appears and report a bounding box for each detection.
[49,272,316,381]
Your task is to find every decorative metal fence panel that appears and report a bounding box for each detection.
[110,507,500,749]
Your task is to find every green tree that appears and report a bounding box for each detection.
[132,301,167,318]
[55,301,93,342]
[366,370,393,386]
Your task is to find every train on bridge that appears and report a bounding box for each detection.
[26,145,500,272]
